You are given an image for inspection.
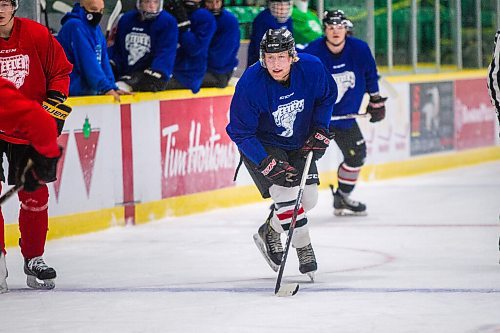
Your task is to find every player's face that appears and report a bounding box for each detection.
[141,0,160,12]
[0,1,14,25]
[264,51,292,82]
[204,0,223,12]
[325,23,347,47]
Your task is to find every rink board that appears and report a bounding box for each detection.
[3,70,500,247]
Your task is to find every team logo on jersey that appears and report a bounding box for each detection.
[272,99,304,137]
[332,71,355,104]
[125,32,151,66]
[0,54,30,88]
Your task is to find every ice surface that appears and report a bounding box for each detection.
[1,161,499,333]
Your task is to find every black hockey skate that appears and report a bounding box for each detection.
[330,185,367,216]
[296,243,317,282]
[24,256,56,290]
[253,214,283,272]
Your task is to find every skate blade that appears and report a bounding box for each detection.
[26,275,55,290]
[253,233,279,272]
[334,209,368,217]
[306,271,316,282]
[275,283,299,297]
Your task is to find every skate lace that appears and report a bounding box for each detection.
[266,228,283,254]
[297,244,315,265]
[27,256,49,273]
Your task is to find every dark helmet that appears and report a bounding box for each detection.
[259,28,298,67]
[322,9,350,27]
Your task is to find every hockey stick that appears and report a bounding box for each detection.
[52,0,72,14]
[106,0,123,38]
[274,151,314,297]
[0,160,33,206]
[331,113,370,121]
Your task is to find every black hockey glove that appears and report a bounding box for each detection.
[125,69,168,92]
[42,90,72,135]
[366,95,388,123]
[164,0,191,32]
[299,127,333,161]
[17,146,62,192]
[257,155,299,187]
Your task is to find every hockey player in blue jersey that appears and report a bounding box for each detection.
[227,28,337,279]
[246,0,293,67]
[302,10,387,216]
[200,0,240,88]
[164,0,216,93]
[109,0,178,92]
[58,0,127,101]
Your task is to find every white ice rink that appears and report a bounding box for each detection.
[1,161,500,333]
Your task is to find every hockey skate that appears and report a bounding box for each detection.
[0,252,7,293]
[296,243,317,282]
[253,216,283,272]
[24,256,56,290]
[331,185,367,216]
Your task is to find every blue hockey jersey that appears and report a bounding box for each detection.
[173,8,216,93]
[109,9,178,80]
[302,36,380,129]
[246,9,293,68]
[227,53,337,165]
[57,3,117,96]
[207,9,240,75]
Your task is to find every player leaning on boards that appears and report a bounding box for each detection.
[301,9,387,217]
[227,28,337,280]
[0,0,72,290]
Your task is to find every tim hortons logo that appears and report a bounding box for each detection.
[162,121,237,178]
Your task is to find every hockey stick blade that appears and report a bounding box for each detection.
[106,0,123,35]
[52,0,72,14]
[274,151,314,297]
[275,283,299,297]
[331,113,369,121]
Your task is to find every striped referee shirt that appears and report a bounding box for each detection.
[487,30,500,125]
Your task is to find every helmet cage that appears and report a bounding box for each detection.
[268,0,292,23]
[136,0,164,19]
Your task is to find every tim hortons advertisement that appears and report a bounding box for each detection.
[454,78,496,150]
[410,82,454,156]
[159,96,239,198]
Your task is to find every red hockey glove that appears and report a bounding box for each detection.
[17,146,62,192]
[257,155,299,187]
[300,127,333,161]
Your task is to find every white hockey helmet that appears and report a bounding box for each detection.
[136,0,163,19]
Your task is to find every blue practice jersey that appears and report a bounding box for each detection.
[109,10,178,80]
[173,8,216,93]
[57,3,117,96]
[207,9,240,75]
[227,53,337,165]
[247,9,293,68]
[302,36,380,129]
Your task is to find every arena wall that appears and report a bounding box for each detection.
[3,69,499,247]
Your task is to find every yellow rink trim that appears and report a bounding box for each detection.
[4,207,124,249]
[4,146,500,248]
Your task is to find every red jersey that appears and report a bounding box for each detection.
[0,78,59,158]
[0,17,72,103]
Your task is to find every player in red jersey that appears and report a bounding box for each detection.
[0,77,62,293]
[0,0,72,290]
